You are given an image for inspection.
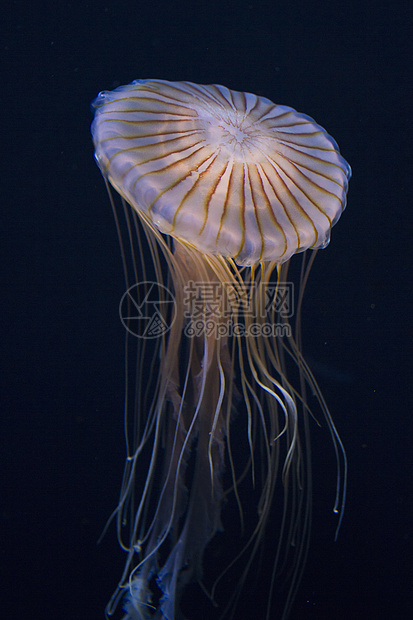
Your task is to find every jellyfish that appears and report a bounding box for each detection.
[91,79,351,620]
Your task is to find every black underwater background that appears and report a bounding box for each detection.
[2,1,412,619]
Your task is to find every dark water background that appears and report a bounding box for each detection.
[2,1,412,618]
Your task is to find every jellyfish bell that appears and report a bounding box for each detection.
[92,79,350,266]
[91,79,351,619]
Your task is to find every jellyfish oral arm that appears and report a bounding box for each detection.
[121,243,231,620]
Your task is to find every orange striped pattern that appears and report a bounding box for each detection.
[92,79,351,265]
